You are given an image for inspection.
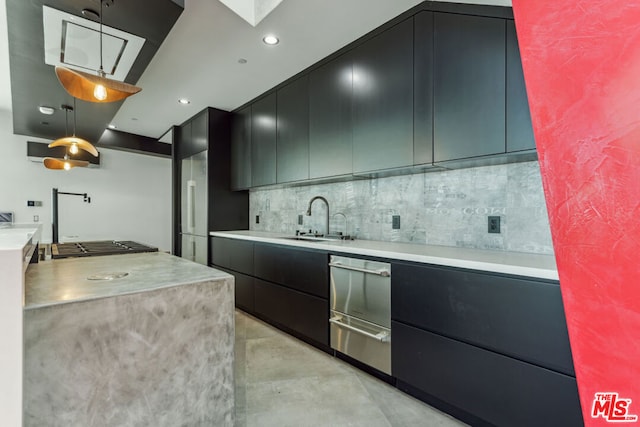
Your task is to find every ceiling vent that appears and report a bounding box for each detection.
[42,6,145,81]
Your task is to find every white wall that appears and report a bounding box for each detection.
[0,110,172,251]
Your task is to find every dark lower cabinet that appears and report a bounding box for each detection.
[392,262,574,375]
[392,322,583,427]
[211,236,254,275]
[212,237,329,349]
[254,243,328,299]
[233,272,255,313]
[254,279,329,346]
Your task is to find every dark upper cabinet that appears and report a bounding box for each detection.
[251,92,277,187]
[191,111,209,155]
[433,13,506,162]
[178,111,208,159]
[352,18,414,173]
[414,12,434,166]
[309,53,353,179]
[506,20,536,152]
[277,75,310,183]
[231,106,252,190]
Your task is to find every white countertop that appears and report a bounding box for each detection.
[210,230,559,280]
[25,252,232,309]
[0,224,40,251]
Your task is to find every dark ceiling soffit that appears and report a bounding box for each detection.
[98,129,171,158]
[6,0,184,143]
[27,141,101,166]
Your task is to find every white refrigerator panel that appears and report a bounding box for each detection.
[181,233,208,265]
[181,151,208,237]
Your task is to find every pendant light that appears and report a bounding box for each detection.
[54,0,141,103]
[43,157,90,170]
[48,100,99,157]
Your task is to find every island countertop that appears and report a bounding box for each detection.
[25,251,232,309]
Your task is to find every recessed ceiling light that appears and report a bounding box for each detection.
[263,35,279,45]
[108,124,117,129]
[38,106,55,115]
[178,98,191,105]
[238,58,248,64]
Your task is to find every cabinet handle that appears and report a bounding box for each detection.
[329,261,390,277]
[329,315,390,342]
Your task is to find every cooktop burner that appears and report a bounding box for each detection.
[51,241,158,259]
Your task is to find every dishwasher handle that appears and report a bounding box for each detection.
[329,261,390,277]
[329,315,390,342]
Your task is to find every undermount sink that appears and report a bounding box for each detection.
[281,234,352,243]
[281,236,334,242]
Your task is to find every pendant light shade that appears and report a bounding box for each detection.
[47,101,99,157]
[54,0,141,103]
[55,66,141,103]
[48,135,99,157]
[43,157,90,170]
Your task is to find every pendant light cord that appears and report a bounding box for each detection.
[73,98,77,137]
[99,0,103,76]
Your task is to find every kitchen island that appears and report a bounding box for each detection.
[24,251,235,426]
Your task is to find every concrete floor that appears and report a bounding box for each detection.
[234,310,467,427]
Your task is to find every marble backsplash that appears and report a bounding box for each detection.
[249,161,554,254]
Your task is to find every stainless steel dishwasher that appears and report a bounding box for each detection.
[329,255,391,374]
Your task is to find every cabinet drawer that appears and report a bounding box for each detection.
[254,279,329,346]
[210,237,254,275]
[392,262,574,375]
[392,322,583,427]
[234,271,255,313]
[254,243,328,298]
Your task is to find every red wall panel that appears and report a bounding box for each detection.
[512,2,640,425]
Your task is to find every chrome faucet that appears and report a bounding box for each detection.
[306,196,330,236]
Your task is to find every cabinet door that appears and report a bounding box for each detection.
[414,11,434,165]
[253,243,328,299]
[177,121,191,160]
[309,53,353,178]
[251,93,277,186]
[234,271,255,313]
[506,20,536,152]
[392,262,574,376]
[254,279,329,346]
[433,13,506,162]
[352,18,414,173]
[191,110,209,155]
[231,106,252,190]
[210,237,254,275]
[393,322,583,427]
[277,75,309,183]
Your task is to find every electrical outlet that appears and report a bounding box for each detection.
[392,215,401,230]
[298,214,303,225]
[488,216,501,233]
[255,215,260,224]
[33,215,39,222]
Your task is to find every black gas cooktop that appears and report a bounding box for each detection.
[51,241,158,259]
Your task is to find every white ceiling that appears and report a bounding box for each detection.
[0,0,512,139]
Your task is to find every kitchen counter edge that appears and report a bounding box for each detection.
[210,230,558,281]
